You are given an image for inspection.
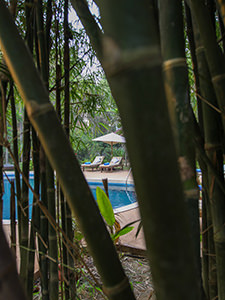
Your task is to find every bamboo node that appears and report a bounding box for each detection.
[212,73,225,84]
[178,156,195,182]
[103,276,130,297]
[26,100,54,119]
[184,189,199,198]
[195,46,205,55]
[102,36,161,76]
[163,58,186,71]
[204,143,222,151]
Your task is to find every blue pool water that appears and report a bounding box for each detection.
[89,182,136,210]
[2,173,137,220]
[2,172,34,220]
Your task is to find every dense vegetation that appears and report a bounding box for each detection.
[1,1,225,300]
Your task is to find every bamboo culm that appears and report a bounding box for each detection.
[188,0,225,135]
[159,3,201,295]
[0,222,28,300]
[71,0,201,299]
[10,180,16,255]
[9,82,22,244]
[35,0,58,298]
[190,9,225,299]
[0,2,136,299]
[20,108,31,288]
[26,128,40,300]
[63,0,76,297]
[39,151,49,300]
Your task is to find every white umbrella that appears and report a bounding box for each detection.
[92,132,126,155]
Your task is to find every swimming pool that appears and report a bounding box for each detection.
[2,173,137,220]
[2,172,34,220]
[89,182,137,211]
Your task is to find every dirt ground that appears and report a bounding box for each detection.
[74,252,154,300]
[33,251,154,300]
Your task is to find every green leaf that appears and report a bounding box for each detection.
[96,187,115,226]
[111,226,134,241]
[74,231,83,242]
[136,220,142,238]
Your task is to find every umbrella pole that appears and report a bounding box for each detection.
[111,143,113,156]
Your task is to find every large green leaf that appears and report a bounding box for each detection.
[96,187,115,227]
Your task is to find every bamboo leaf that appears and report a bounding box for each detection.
[96,187,115,227]
[111,226,134,241]
[136,220,142,238]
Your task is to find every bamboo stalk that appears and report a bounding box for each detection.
[55,19,64,297]
[0,2,136,299]
[19,107,31,288]
[0,145,3,223]
[35,1,56,299]
[46,158,58,300]
[102,178,109,198]
[60,189,68,299]
[9,82,22,243]
[159,1,202,296]
[26,200,36,300]
[10,180,16,255]
[185,6,210,297]
[56,183,64,300]
[189,8,225,299]
[39,149,49,300]
[72,1,201,299]
[63,0,76,297]
[19,0,33,289]
[9,0,17,18]
[201,170,210,298]
[36,0,58,298]
[0,81,4,223]
[217,0,225,29]
[0,222,28,300]
[45,0,52,63]
[188,0,225,135]
[35,0,48,85]
[218,14,225,53]
[26,127,40,300]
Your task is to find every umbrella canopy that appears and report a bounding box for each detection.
[92,132,126,155]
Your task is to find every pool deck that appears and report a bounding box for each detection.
[83,169,146,250]
[83,169,134,184]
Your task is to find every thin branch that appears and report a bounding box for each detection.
[195,90,221,114]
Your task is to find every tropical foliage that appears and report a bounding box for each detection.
[1,1,225,300]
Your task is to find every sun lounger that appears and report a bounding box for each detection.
[100,157,123,172]
[81,156,104,171]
